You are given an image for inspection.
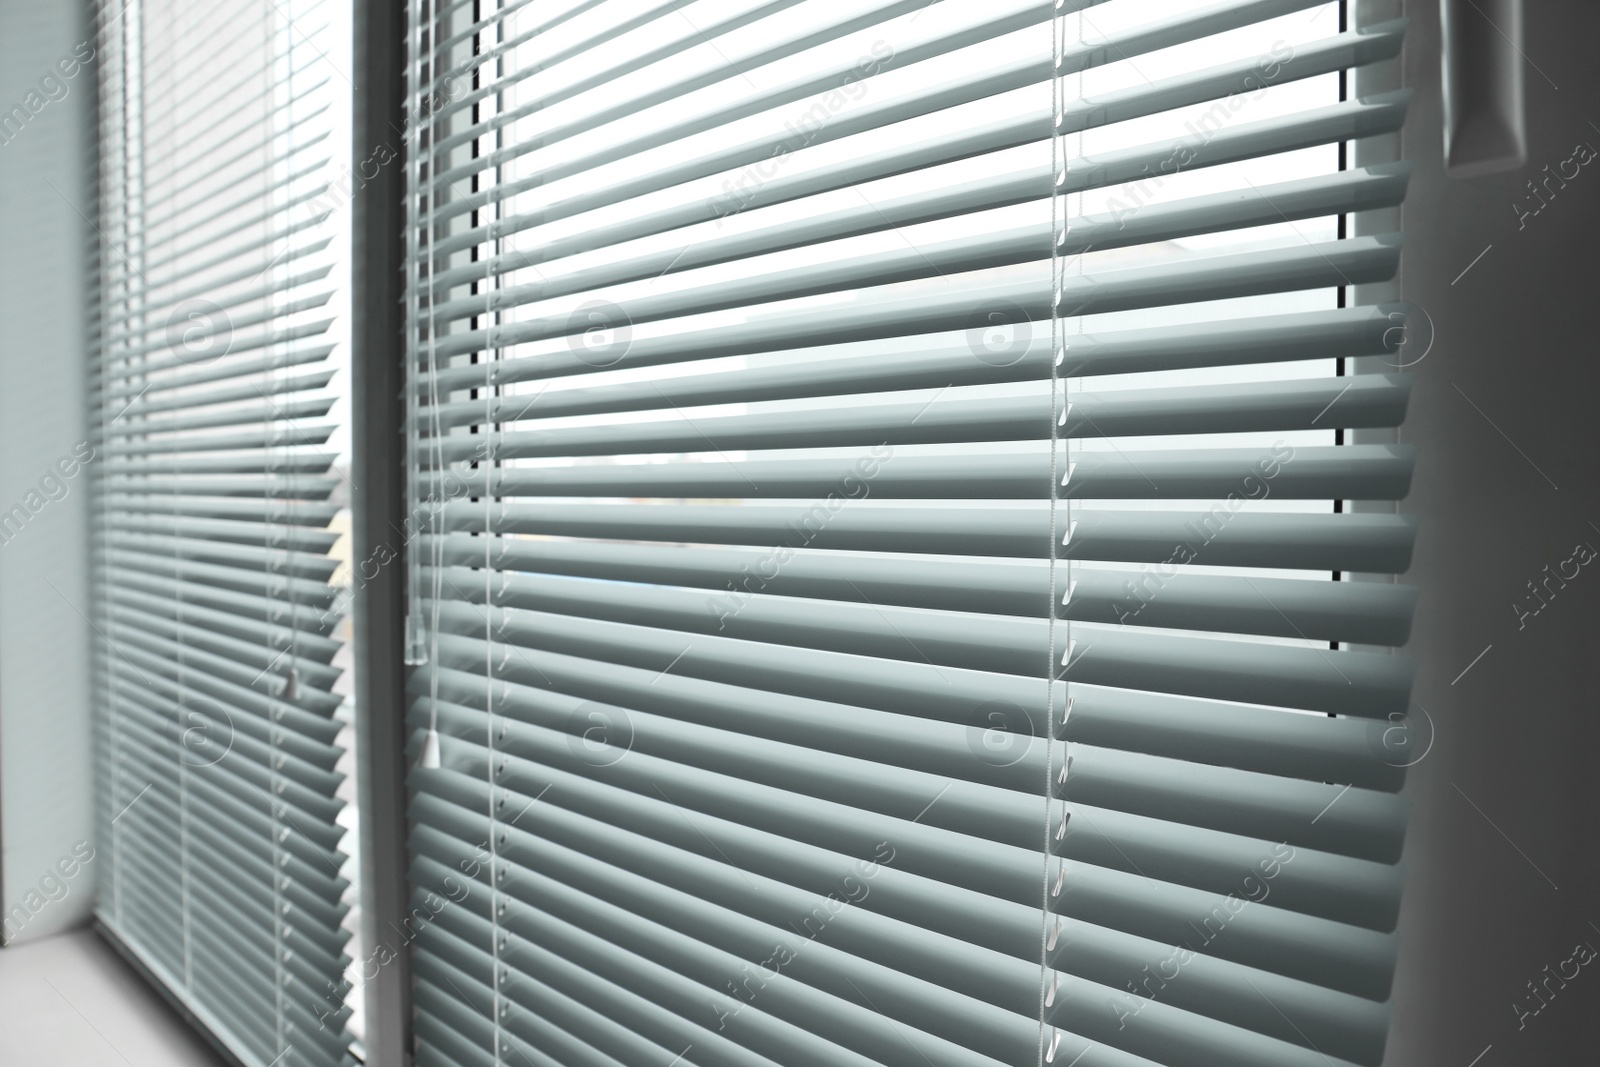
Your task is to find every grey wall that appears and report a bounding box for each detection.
[0,0,96,944]
[1387,0,1600,1062]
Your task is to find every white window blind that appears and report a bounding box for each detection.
[402,2,1417,1066]
[88,1,356,1065]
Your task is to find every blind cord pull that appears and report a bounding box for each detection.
[418,726,442,769]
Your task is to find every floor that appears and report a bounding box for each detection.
[0,926,223,1066]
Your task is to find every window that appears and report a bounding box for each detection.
[87,1,357,1064]
[47,1,1425,1063]
[396,3,1416,1067]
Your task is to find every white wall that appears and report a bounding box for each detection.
[0,0,96,945]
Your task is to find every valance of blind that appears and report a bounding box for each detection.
[403,2,1416,1066]
[89,1,355,1065]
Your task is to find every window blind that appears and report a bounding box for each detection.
[88,2,355,1065]
[403,2,1416,1066]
